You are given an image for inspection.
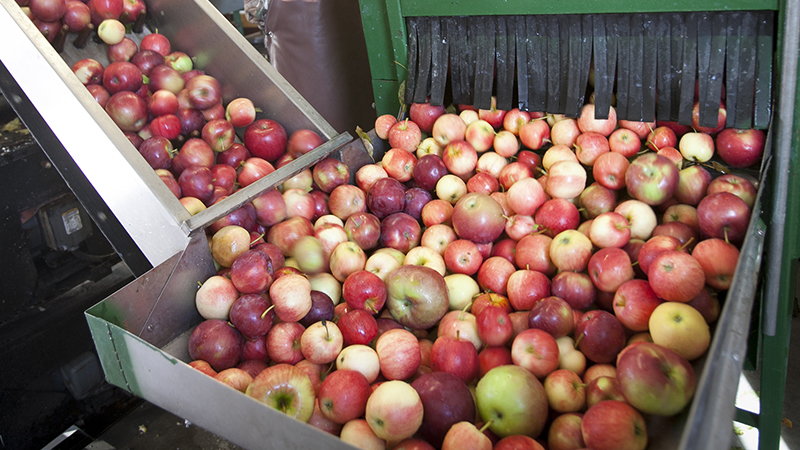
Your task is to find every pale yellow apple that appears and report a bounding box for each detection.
[648,302,710,361]
[180,196,207,216]
[444,274,480,311]
[403,246,447,276]
[556,336,587,376]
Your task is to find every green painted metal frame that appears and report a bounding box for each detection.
[358,1,797,449]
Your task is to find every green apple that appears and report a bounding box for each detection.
[475,365,548,438]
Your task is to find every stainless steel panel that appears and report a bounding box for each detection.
[0,1,192,270]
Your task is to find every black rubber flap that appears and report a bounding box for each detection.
[641,14,657,123]
[546,16,562,114]
[515,16,529,111]
[495,16,516,112]
[592,14,611,120]
[527,15,547,113]
[429,17,447,106]
[405,17,419,107]
[472,16,495,110]
[754,11,774,129]
[615,14,631,120]
[401,12,773,128]
[413,17,433,104]
[679,12,699,126]
[669,13,686,122]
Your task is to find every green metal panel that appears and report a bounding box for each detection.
[372,79,402,117]
[398,0,779,16]
[359,0,397,81]
[85,311,133,394]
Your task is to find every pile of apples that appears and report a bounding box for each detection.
[186,92,763,449]
[19,2,765,448]
[16,0,329,220]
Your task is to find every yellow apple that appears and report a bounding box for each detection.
[648,302,710,361]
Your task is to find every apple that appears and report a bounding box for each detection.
[609,127,643,158]
[442,422,492,450]
[519,119,551,150]
[317,369,371,424]
[444,274,481,311]
[384,265,449,330]
[389,119,422,153]
[493,130,520,158]
[614,199,658,241]
[715,128,766,168]
[188,319,243,371]
[593,151,630,191]
[465,119,496,153]
[432,113,467,147]
[329,184,368,221]
[97,18,125,44]
[149,64,184,94]
[692,237,739,290]
[107,36,137,62]
[476,306,514,347]
[646,126,678,151]
[244,119,288,162]
[555,336,586,376]
[410,102,447,133]
[467,171,500,195]
[343,270,387,314]
[189,360,217,377]
[431,333,480,384]
[382,148,417,182]
[544,369,586,413]
[577,103,617,136]
[246,363,315,422]
[475,365,548,438]
[550,118,581,147]
[412,372,476,448]
[450,193,506,244]
[588,212,631,249]
[367,176,406,219]
[506,177,547,216]
[697,192,751,245]
[435,174,468,204]
[648,250,705,303]
[585,375,625,408]
[299,290,335,328]
[613,279,664,331]
[616,342,697,416]
[340,419,386,450]
[460,109,480,125]
[477,151,509,178]
[548,412,585,450]
[375,114,398,140]
[674,165,713,206]
[437,310,483,351]
[581,400,647,450]
[648,302,710,361]
[365,380,424,442]
[336,344,381,383]
[549,230,593,273]
[706,174,757,209]
[679,131,715,162]
[625,153,679,206]
[575,310,626,364]
[286,129,323,158]
[510,328,560,379]
[375,328,421,380]
[574,132,610,167]
[404,187,433,221]
[443,140,479,180]
[506,269,551,311]
[546,160,587,199]
[214,368,253,393]
[527,296,574,339]
[550,271,596,310]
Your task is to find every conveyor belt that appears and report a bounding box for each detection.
[404,11,773,129]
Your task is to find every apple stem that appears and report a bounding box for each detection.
[678,236,695,252]
[322,319,330,339]
[479,420,494,433]
[459,302,471,321]
[632,260,639,267]
[724,227,730,244]
[197,281,203,288]
[573,333,584,349]
[261,304,275,319]
[250,232,265,246]
[254,107,263,113]
[647,122,656,133]
[536,167,548,176]
[456,330,461,341]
